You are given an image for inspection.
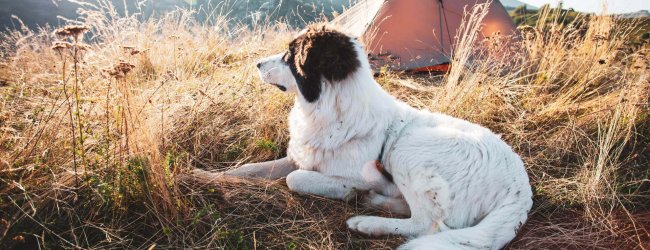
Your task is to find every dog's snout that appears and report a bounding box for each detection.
[256,62,262,69]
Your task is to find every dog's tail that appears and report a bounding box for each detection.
[398,190,532,250]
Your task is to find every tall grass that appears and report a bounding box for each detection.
[430,3,649,248]
[0,0,648,249]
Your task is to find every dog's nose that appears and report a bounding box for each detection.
[256,62,262,69]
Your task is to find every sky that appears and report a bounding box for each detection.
[519,0,650,14]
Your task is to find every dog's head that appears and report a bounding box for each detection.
[256,24,361,103]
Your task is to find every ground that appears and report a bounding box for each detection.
[0,2,649,249]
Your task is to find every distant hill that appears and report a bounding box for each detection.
[0,0,351,30]
[508,5,650,49]
[0,0,79,30]
[500,0,538,10]
[620,10,650,18]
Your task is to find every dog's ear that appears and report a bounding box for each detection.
[291,68,321,103]
[290,25,360,102]
[290,38,322,102]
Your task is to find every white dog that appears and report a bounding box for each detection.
[225,24,533,249]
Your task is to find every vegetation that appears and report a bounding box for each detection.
[1,1,649,249]
[510,4,650,49]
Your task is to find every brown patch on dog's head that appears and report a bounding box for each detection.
[283,24,360,102]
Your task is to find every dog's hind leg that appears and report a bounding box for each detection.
[286,169,365,199]
[347,170,450,237]
[361,191,410,216]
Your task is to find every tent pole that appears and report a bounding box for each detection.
[438,0,444,53]
[439,0,453,56]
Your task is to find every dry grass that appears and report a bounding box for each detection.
[1,1,649,249]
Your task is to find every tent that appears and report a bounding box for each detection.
[331,0,517,72]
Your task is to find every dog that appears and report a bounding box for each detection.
[225,24,533,249]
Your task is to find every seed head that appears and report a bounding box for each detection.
[51,41,72,51]
[592,34,607,42]
[104,60,136,79]
[51,41,73,56]
[64,25,88,36]
[116,61,135,74]
[54,28,72,37]
[517,25,537,40]
[121,45,142,55]
[54,25,89,40]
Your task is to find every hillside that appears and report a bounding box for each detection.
[0,0,351,29]
[1,1,649,249]
[500,0,538,10]
[509,5,650,48]
[622,10,650,18]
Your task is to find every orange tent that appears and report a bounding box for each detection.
[332,0,517,73]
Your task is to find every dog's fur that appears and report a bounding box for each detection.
[229,25,533,249]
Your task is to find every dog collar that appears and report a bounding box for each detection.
[376,141,393,182]
[376,117,414,183]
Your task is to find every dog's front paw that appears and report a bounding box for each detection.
[224,164,251,177]
[190,168,221,179]
[346,216,386,236]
